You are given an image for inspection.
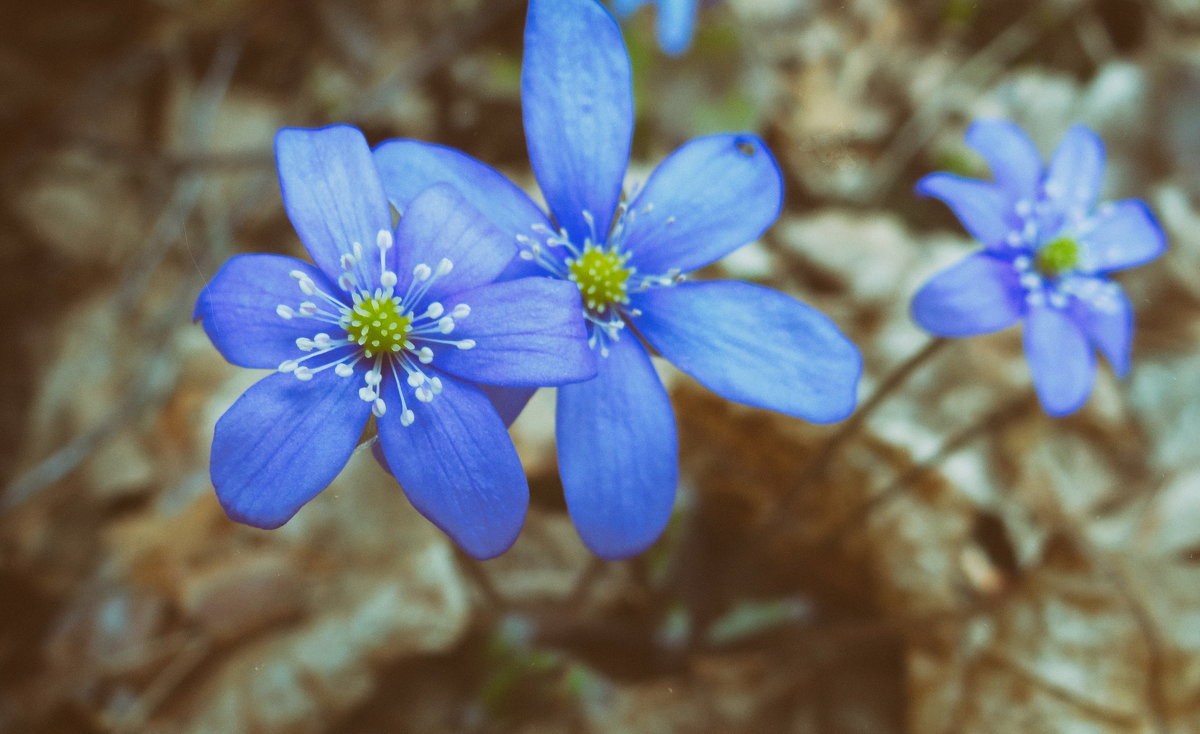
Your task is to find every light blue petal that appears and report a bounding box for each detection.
[523,0,633,243]
[1044,124,1106,213]
[275,126,392,288]
[194,254,340,369]
[557,335,677,559]
[435,278,596,387]
[1070,282,1133,377]
[1078,200,1167,273]
[612,0,649,15]
[916,173,1014,248]
[377,373,528,559]
[631,281,860,422]
[965,118,1043,204]
[657,0,699,55]
[393,184,516,303]
[211,370,370,528]
[1024,305,1096,417]
[911,253,1026,337]
[624,134,783,275]
[477,384,538,427]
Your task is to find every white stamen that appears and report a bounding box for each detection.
[377,230,393,250]
[335,363,355,377]
[429,376,443,395]
[407,372,426,387]
[365,370,382,386]
[400,409,415,427]
[278,359,298,373]
[313,333,331,348]
[372,398,386,417]
[415,385,434,402]
[381,271,398,288]
[294,366,314,381]
[424,302,445,319]
[298,277,316,296]
[456,339,476,350]
[438,317,455,334]
[451,304,470,319]
[359,386,377,402]
[299,301,318,316]
[338,274,355,291]
[296,337,315,351]
[413,263,432,281]
[341,254,357,271]
[276,305,295,319]
[417,347,434,364]
[435,258,453,277]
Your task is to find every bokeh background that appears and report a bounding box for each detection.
[3,0,1200,731]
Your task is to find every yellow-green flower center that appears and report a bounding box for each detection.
[567,245,633,312]
[1035,236,1081,277]
[349,296,412,358]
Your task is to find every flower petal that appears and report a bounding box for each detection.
[656,0,699,55]
[965,118,1043,205]
[1078,200,1167,273]
[275,126,392,287]
[624,134,783,275]
[377,372,528,559]
[211,370,370,528]
[916,173,1014,248]
[911,253,1026,337]
[393,183,517,303]
[1023,305,1096,417]
[612,0,649,14]
[523,0,633,243]
[1071,282,1133,377]
[631,281,861,422]
[1044,124,1106,213]
[194,254,340,369]
[557,335,677,559]
[436,278,596,387]
[476,384,538,427]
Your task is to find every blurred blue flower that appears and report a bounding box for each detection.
[194,125,595,559]
[612,0,700,56]
[374,0,861,559]
[912,120,1167,416]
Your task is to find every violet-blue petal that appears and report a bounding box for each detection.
[1079,200,1167,273]
[624,134,783,275]
[437,278,596,387]
[1023,305,1096,417]
[477,384,538,427]
[911,253,1026,337]
[965,118,1043,204]
[916,173,1013,249]
[393,183,516,303]
[210,370,370,528]
[377,373,528,559]
[631,282,861,423]
[557,335,677,560]
[522,0,633,243]
[194,254,337,369]
[1071,283,1133,377]
[1045,124,1106,213]
[275,126,392,287]
[656,0,699,55]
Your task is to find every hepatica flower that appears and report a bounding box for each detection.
[912,120,1166,416]
[612,0,700,56]
[194,125,595,559]
[374,0,861,559]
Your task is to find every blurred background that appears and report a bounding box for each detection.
[2,0,1200,731]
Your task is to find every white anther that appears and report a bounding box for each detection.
[341,254,357,270]
[365,370,382,386]
[519,251,535,260]
[289,270,306,281]
[424,302,445,319]
[338,274,355,291]
[353,242,363,260]
[457,339,476,350]
[413,263,432,281]
[278,359,298,373]
[381,271,398,288]
[438,317,455,334]
[314,333,331,348]
[405,372,423,387]
[417,347,434,364]
[435,258,453,277]
[295,366,314,381]
[298,277,316,296]
[296,337,315,351]
[1014,199,1033,217]
[335,363,355,377]
[415,385,434,402]
[359,386,377,402]
[1014,256,1032,271]
[451,304,470,319]
[298,301,318,316]
[372,398,386,417]
[400,409,415,427]
[1049,291,1068,309]
[429,376,443,395]
[276,305,295,319]
[377,230,393,250]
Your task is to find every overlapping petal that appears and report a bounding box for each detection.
[523,0,633,243]
[1024,305,1096,416]
[911,254,1026,336]
[557,335,677,559]
[1078,200,1167,273]
[1071,284,1133,377]
[436,278,596,386]
[657,0,699,56]
[393,184,516,303]
[1045,124,1106,212]
[631,281,861,423]
[476,384,538,427]
[275,126,392,287]
[210,371,371,528]
[965,118,1043,205]
[916,173,1014,248]
[624,134,783,275]
[377,373,528,559]
[194,254,337,369]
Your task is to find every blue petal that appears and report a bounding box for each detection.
[557,335,677,559]
[393,184,516,303]
[612,0,649,14]
[1078,200,1167,273]
[1023,305,1096,417]
[436,278,596,387]
[476,384,538,427]
[911,253,1026,337]
[194,254,340,369]
[275,126,393,287]
[377,372,528,559]
[1044,124,1106,213]
[965,118,1043,204]
[631,281,861,422]
[656,0,699,55]
[523,0,633,243]
[1070,282,1133,377]
[916,173,1014,248]
[624,134,783,275]
[211,370,370,528]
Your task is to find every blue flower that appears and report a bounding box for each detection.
[373,0,862,559]
[194,125,596,559]
[912,120,1167,416]
[612,0,700,55]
